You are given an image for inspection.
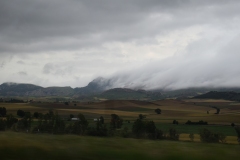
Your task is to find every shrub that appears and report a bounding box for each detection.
[168,128,179,141]
[199,128,226,143]
[189,133,194,142]
[155,108,161,114]
[0,118,6,131]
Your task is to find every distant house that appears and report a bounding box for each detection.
[93,118,99,122]
[71,118,79,121]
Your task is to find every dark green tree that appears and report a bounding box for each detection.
[110,114,123,129]
[17,110,25,117]
[132,118,145,138]
[99,116,104,124]
[69,114,74,119]
[53,113,65,134]
[0,118,6,131]
[70,114,89,135]
[168,128,179,141]
[235,127,240,138]
[6,114,18,129]
[0,107,7,117]
[132,114,163,139]
[199,128,225,143]
[33,112,39,119]
[155,108,161,114]
[189,133,194,142]
[16,112,32,132]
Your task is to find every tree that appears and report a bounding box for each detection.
[53,113,65,134]
[199,128,225,143]
[168,128,179,141]
[99,116,104,124]
[138,114,146,120]
[235,127,240,138]
[17,110,25,117]
[0,118,6,131]
[16,112,32,132]
[132,118,145,138]
[155,108,161,114]
[69,114,74,119]
[0,107,7,117]
[189,133,194,142]
[70,113,89,135]
[173,119,178,125]
[110,114,123,129]
[33,112,39,119]
[6,114,18,129]
[132,114,163,139]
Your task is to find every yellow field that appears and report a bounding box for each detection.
[1,98,240,124]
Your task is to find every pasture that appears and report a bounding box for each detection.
[1,98,240,138]
[0,132,239,160]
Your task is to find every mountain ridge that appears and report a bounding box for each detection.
[1,78,240,100]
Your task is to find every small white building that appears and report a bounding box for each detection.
[71,118,79,121]
[93,118,99,122]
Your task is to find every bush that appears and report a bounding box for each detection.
[121,127,130,138]
[199,128,226,143]
[0,118,6,131]
[155,108,161,114]
[234,126,240,136]
[189,133,194,142]
[168,128,179,141]
[173,120,178,125]
[17,110,25,117]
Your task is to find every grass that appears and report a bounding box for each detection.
[0,132,239,160]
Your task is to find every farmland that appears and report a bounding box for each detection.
[1,99,240,136]
[0,98,240,159]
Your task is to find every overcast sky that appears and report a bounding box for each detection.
[1,0,240,89]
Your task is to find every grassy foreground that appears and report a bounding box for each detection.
[0,132,239,160]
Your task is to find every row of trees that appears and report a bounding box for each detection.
[0,109,240,144]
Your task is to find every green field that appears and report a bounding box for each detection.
[0,132,239,160]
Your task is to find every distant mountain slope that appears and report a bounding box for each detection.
[26,87,74,96]
[1,78,240,100]
[194,91,240,101]
[97,88,162,100]
[0,83,43,96]
[74,77,110,96]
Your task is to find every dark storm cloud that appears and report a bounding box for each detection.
[1,0,240,54]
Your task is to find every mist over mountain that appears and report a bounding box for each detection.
[1,77,240,100]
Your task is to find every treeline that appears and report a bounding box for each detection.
[186,120,208,125]
[0,109,240,144]
[0,99,25,103]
